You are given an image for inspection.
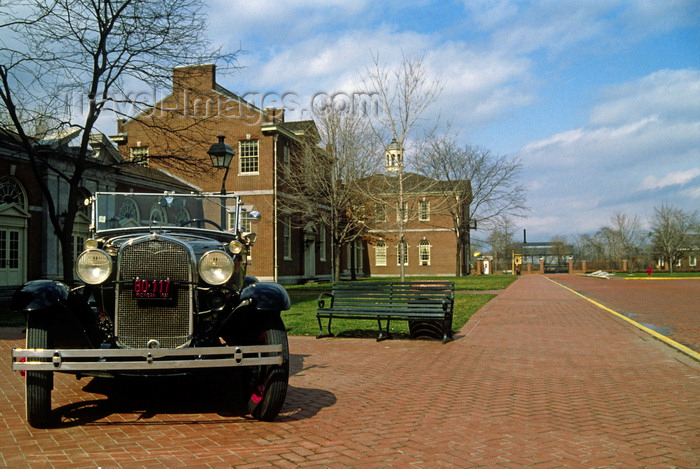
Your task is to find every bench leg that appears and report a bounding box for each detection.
[376,318,392,341]
[442,318,454,344]
[316,316,335,339]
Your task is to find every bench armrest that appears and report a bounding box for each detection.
[317,292,334,309]
[442,294,454,312]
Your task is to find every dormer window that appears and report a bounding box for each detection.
[129,146,149,166]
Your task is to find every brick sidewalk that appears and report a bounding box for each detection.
[1,275,698,467]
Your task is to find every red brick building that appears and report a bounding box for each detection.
[111,64,329,283]
[359,173,465,278]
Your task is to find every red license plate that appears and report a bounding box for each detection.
[132,278,173,300]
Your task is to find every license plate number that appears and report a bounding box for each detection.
[133,278,173,300]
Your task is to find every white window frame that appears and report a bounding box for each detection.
[690,255,697,267]
[239,139,259,174]
[375,241,387,266]
[283,214,292,260]
[419,239,431,266]
[397,201,408,222]
[0,229,20,269]
[319,225,326,262]
[418,200,430,221]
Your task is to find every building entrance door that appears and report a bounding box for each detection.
[0,227,23,286]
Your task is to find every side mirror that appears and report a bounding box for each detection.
[248,211,262,222]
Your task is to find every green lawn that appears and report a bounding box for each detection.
[618,272,700,278]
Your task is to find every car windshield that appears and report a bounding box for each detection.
[93,192,241,233]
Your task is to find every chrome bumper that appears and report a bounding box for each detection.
[11,345,283,372]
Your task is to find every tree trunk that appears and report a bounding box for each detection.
[333,248,342,282]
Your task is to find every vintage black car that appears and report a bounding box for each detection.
[11,192,290,428]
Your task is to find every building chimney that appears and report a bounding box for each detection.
[172,64,216,93]
[523,229,527,244]
[265,107,285,123]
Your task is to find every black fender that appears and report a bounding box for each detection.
[244,275,258,289]
[11,280,70,313]
[239,282,291,311]
[11,280,96,348]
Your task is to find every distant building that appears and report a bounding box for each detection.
[358,172,465,277]
[352,140,470,278]
[521,241,573,273]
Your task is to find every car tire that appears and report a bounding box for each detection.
[246,315,289,421]
[26,314,53,428]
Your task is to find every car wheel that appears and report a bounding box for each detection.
[246,315,289,421]
[25,314,53,428]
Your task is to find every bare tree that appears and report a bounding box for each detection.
[359,52,443,280]
[583,212,649,271]
[0,0,238,283]
[581,228,614,269]
[609,211,644,270]
[549,235,570,271]
[649,204,698,274]
[487,215,518,272]
[420,138,528,275]
[280,98,382,281]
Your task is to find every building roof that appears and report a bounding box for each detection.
[358,171,467,194]
[118,164,199,192]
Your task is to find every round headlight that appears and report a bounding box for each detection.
[228,240,244,255]
[76,249,112,284]
[199,251,234,285]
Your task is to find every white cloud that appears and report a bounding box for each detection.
[591,69,700,126]
[682,186,700,199]
[641,168,700,190]
[519,68,700,237]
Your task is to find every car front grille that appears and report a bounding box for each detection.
[115,236,193,349]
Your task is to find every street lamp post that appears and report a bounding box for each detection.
[207,135,235,229]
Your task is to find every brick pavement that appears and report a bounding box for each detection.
[0,274,698,467]
[547,274,700,352]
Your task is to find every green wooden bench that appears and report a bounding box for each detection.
[316,281,455,343]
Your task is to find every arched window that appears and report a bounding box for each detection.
[0,176,29,286]
[149,203,167,225]
[118,197,140,224]
[419,239,431,266]
[0,176,27,209]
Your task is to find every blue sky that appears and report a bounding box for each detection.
[206,1,698,241]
